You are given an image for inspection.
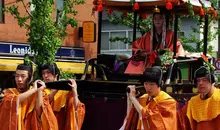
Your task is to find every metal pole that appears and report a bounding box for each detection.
[133,11,137,42]
[218,14,220,58]
[97,11,102,54]
[217,1,220,58]
[173,12,178,57]
[203,14,208,56]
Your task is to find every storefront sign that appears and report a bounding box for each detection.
[0,42,84,60]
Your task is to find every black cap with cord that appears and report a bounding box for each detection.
[140,66,163,87]
[194,65,216,99]
[126,66,163,93]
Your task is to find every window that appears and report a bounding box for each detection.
[110,32,126,50]
[0,0,4,23]
[101,30,142,54]
[128,31,142,49]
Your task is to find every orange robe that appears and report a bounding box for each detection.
[178,88,220,130]
[51,90,85,130]
[0,88,58,130]
[132,30,185,57]
[122,91,177,130]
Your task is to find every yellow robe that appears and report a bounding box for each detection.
[124,91,177,130]
[51,90,85,130]
[179,88,220,130]
[0,88,58,130]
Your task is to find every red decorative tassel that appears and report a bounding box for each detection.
[107,9,112,15]
[214,11,217,18]
[166,1,172,10]
[134,2,139,10]
[200,8,204,16]
[141,14,147,19]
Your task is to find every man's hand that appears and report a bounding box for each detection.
[127,85,136,98]
[33,80,46,92]
[69,79,79,109]
[69,79,78,97]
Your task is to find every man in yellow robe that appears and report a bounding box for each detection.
[120,66,177,130]
[40,63,85,130]
[178,66,220,130]
[0,64,58,130]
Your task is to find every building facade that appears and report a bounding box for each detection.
[0,0,98,60]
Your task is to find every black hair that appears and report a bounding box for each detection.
[39,63,60,80]
[16,64,33,89]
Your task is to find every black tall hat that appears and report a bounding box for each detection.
[194,66,215,83]
[140,66,163,86]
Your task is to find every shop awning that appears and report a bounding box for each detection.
[0,58,86,74]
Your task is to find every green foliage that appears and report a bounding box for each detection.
[109,36,133,44]
[178,1,220,53]
[217,76,220,82]
[6,0,85,77]
[108,11,152,35]
[60,70,75,79]
[107,11,152,45]
[159,50,174,72]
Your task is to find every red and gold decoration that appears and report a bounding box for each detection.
[153,6,160,13]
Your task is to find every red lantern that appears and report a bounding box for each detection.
[214,11,217,18]
[97,4,103,12]
[97,0,103,12]
[166,1,172,10]
[200,8,204,16]
[107,9,112,15]
[134,2,139,10]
